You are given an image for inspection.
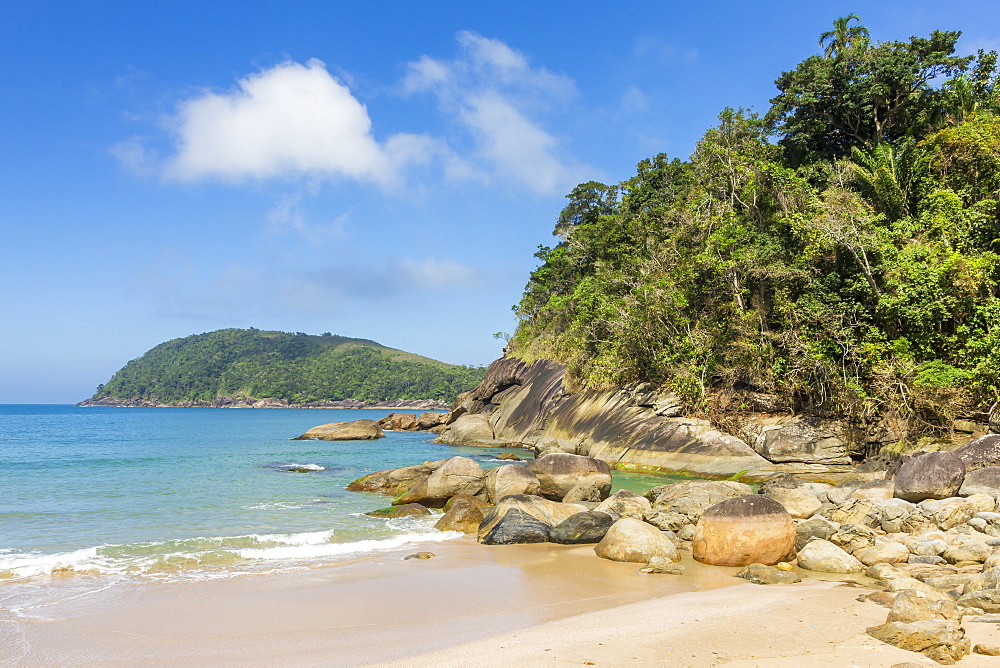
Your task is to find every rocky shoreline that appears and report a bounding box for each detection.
[76,396,450,411]
[338,438,1000,664]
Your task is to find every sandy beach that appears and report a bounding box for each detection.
[4,538,999,667]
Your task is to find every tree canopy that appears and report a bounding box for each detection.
[92,328,485,404]
[511,17,1000,441]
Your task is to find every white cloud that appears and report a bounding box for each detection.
[265,194,352,242]
[160,59,440,185]
[403,31,587,194]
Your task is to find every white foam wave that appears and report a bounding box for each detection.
[282,463,325,471]
[0,547,106,578]
[237,531,460,560]
[248,530,334,545]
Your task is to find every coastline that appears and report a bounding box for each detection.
[75,397,450,410]
[8,537,1000,666]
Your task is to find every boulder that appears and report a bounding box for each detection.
[867,620,969,664]
[594,518,680,563]
[854,542,910,566]
[347,459,447,496]
[797,539,864,573]
[394,457,485,508]
[875,498,916,533]
[639,556,684,575]
[736,563,803,585]
[416,411,449,430]
[443,494,491,511]
[295,419,385,441]
[563,477,609,503]
[931,497,978,530]
[378,413,417,431]
[906,536,949,556]
[692,495,796,567]
[829,523,882,554]
[435,500,490,534]
[435,414,498,445]
[478,508,552,545]
[960,467,1000,498]
[365,503,431,518]
[943,540,991,564]
[893,452,966,503]
[484,465,541,504]
[764,487,822,519]
[646,480,753,523]
[478,495,587,538]
[954,434,1000,472]
[966,493,997,513]
[958,590,1000,613]
[526,453,611,501]
[644,510,692,532]
[795,515,839,551]
[594,490,651,520]
[824,498,882,528]
[549,511,616,544]
[747,416,858,464]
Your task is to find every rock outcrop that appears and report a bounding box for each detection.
[526,453,611,501]
[347,460,446,496]
[294,419,385,441]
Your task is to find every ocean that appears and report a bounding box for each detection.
[0,404,674,626]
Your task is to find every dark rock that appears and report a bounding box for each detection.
[594,518,679,563]
[365,503,431,518]
[549,511,616,544]
[478,495,585,538]
[954,434,1000,472]
[478,508,552,545]
[893,452,966,502]
[736,563,802,585]
[692,495,796,567]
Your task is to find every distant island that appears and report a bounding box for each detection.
[79,328,485,408]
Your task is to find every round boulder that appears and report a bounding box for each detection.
[527,453,612,501]
[394,456,485,508]
[797,539,864,573]
[594,518,679,563]
[692,495,796,567]
[893,452,966,503]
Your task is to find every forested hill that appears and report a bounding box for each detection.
[86,328,485,404]
[511,16,1000,439]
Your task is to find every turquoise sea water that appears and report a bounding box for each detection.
[0,404,680,618]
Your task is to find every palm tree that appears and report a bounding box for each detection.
[819,15,870,59]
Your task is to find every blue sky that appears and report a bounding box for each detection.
[3,1,999,403]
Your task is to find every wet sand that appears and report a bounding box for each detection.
[4,539,1000,666]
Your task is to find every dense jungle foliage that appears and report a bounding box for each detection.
[92,329,485,403]
[512,17,1000,437]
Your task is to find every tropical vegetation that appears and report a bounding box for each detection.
[511,17,1000,440]
[90,328,485,404]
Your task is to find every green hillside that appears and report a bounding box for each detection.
[511,17,1000,438]
[90,328,485,403]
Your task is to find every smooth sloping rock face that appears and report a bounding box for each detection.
[867,620,969,664]
[394,457,485,508]
[736,563,802,585]
[526,453,611,501]
[550,511,616,544]
[888,589,961,623]
[594,490,652,520]
[479,508,551,545]
[594,518,679,563]
[646,481,753,523]
[484,465,541,504]
[296,419,385,441]
[478,495,586,537]
[960,467,1000,497]
[797,539,864,573]
[347,459,447,496]
[435,414,498,446]
[954,434,1000,472]
[435,500,490,533]
[764,487,822,519]
[894,452,966,503]
[692,495,796,567]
